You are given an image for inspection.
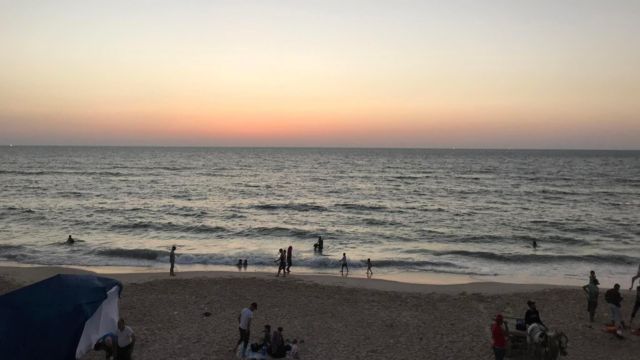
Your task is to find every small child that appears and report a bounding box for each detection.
[366,258,373,276]
[288,339,299,359]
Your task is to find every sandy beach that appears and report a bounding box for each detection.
[1,266,638,360]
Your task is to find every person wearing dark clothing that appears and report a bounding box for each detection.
[524,300,545,328]
[169,246,176,276]
[582,276,599,323]
[67,235,75,244]
[286,246,293,273]
[270,327,289,358]
[276,249,287,277]
[605,284,623,328]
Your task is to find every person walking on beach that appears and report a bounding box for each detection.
[366,258,373,277]
[491,314,508,360]
[235,302,257,357]
[116,318,135,360]
[340,253,348,275]
[286,246,293,273]
[605,284,623,331]
[630,264,640,290]
[582,272,599,324]
[630,286,640,326]
[276,249,287,277]
[169,246,176,276]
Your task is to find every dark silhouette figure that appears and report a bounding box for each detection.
[583,271,599,323]
[532,240,537,249]
[169,246,176,276]
[237,259,243,271]
[314,236,324,253]
[276,249,287,277]
[340,253,348,275]
[366,258,373,277]
[66,235,75,244]
[286,246,293,273]
[524,300,545,328]
[243,259,248,270]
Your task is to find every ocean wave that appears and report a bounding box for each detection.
[110,222,227,234]
[251,203,328,212]
[92,247,464,270]
[433,250,638,265]
[3,206,35,214]
[0,170,128,177]
[335,203,388,211]
[96,248,168,260]
[235,226,321,239]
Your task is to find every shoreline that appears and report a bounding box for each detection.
[0,259,607,289]
[0,263,576,295]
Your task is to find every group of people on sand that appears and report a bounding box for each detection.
[93,318,136,360]
[235,302,300,359]
[582,266,640,336]
[491,265,640,360]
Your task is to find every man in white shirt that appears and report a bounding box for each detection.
[116,318,135,360]
[235,302,257,357]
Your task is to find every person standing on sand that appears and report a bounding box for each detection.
[235,302,257,357]
[491,314,508,360]
[582,273,599,324]
[340,253,348,274]
[366,258,373,276]
[630,264,640,290]
[116,318,135,360]
[169,246,176,276]
[286,246,293,273]
[605,284,623,330]
[276,249,287,277]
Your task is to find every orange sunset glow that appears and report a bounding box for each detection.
[1,1,639,148]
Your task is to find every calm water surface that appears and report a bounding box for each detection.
[1,147,639,285]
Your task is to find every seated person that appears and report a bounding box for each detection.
[524,300,545,328]
[288,339,300,359]
[93,333,117,360]
[262,324,272,348]
[270,327,287,358]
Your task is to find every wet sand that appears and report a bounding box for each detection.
[1,266,638,359]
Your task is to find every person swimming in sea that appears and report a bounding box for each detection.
[66,235,75,244]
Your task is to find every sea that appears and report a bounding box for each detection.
[1,146,639,285]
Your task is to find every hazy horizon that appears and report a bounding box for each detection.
[2,1,639,149]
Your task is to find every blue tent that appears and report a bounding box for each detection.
[0,274,123,360]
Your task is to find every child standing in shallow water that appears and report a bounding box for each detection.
[366,258,373,276]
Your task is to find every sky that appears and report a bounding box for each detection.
[1,0,639,148]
